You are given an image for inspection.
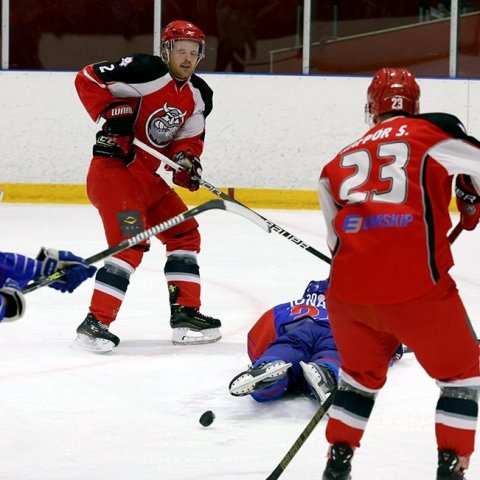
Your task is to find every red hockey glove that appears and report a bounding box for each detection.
[455,174,480,231]
[171,152,202,192]
[93,102,135,162]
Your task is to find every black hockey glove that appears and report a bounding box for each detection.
[455,174,480,231]
[171,151,202,192]
[93,102,135,163]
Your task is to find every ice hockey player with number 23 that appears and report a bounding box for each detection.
[318,68,480,480]
[74,20,221,352]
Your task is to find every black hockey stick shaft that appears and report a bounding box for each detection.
[23,199,260,294]
[265,392,335,480]
[133,138,331,265]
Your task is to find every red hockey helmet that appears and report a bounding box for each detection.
[161,20,205,64]
[366,68,420,125]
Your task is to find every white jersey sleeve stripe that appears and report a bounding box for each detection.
[318,176,338,252]
[428,138,480,191]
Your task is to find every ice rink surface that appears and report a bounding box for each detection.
[1,202,479,480]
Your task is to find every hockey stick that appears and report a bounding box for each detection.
[23,199,268,294]
[132,138,331,265]
[265,392,335,480]
[448,220,463,244]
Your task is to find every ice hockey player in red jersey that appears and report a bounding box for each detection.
[73,20,222,352]
[0,249,96,322]
[318,68,480,480]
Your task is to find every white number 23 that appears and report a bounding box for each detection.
[339,142,409,204]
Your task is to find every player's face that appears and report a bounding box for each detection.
[168,40,200,80]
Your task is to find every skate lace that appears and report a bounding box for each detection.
[194,309,215,321]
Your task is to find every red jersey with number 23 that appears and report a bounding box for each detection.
[319,113,480,305]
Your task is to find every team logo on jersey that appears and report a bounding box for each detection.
[146,103,186,147]
[119,57,133,67]
[343,213,414,233]
[117,210,143,236]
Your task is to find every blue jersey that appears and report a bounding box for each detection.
[273,293,329,334]
[248,293,332,362]
[247,293,341,402]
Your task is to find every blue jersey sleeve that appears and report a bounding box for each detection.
[0,252,43,288]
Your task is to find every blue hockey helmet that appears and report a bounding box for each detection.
[303,279,329,298]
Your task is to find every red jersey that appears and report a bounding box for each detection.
[319,113,480,304]
[75,53,213,180]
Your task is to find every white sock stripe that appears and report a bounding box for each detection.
[329,405,369,430]
[340,369,381,395]
[436,411,478,430]
[436,377,480,388]
[105,257,135,274]
[165,273,201,284]
[94,281,126,301]
[166,250,198,259]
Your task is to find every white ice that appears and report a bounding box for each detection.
[0,202,479,480]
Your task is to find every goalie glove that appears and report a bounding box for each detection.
[0,279,26,322]
[93,102,135,163]
[455,174,480,231]
[36,248,97,293]
[171,151,202,192]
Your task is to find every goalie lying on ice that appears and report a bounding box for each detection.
[229,278,404,402]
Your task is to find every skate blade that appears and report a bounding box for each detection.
[71,333,116,353]
[171,327,222,346]
[229,362,292,397]
[299,361,329,404]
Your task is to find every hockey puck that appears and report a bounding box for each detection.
[199,410,215,427]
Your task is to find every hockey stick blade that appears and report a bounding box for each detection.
[265,392,335,480]
[133,138,331,264]
[23,199,229,294]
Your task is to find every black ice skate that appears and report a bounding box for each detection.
[322,444,353,480]
[74,313,120,353]
[170,305,222,345]
[437,450,467,479]
[168,283,221,345]
[229,361,292,397]
[300,361,337,403]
